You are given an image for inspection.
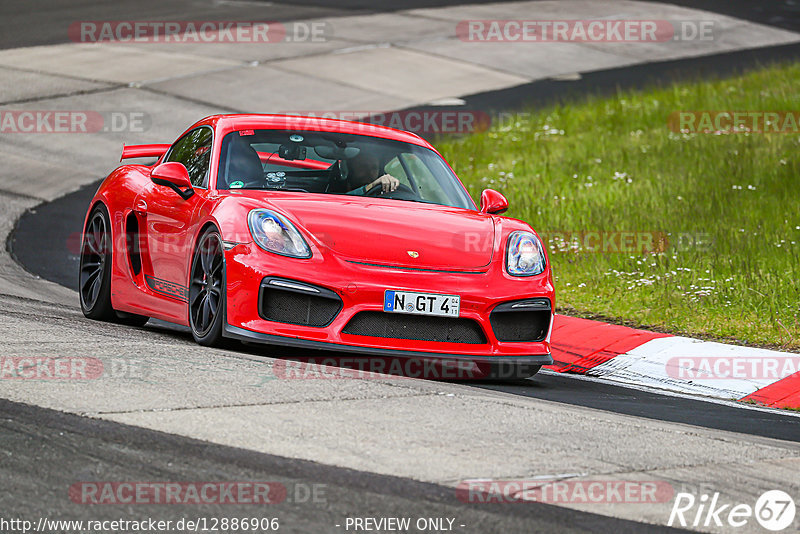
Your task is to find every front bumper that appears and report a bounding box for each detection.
[224,323,553,367]
[223,243,555,360]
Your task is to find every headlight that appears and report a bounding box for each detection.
[247,209,311,258]
[506,231,546,276]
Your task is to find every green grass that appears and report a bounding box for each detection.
[437,62,800,350]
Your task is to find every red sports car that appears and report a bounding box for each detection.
[80,114,554,378]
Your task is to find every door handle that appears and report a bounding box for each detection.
[135,199,147,212]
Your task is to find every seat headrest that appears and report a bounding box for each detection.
[222,138,263,187]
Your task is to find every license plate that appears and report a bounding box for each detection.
[383,290,460,317]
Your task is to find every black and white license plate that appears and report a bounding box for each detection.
[383,290,460,317]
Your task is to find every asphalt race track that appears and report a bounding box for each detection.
[3,1,800,533]
[11,175,800,444]
[4,399,689,534]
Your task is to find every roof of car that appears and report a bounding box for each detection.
[189,114,433,149]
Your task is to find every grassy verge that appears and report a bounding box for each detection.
[437,62,800,350]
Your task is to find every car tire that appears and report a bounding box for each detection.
[79,205,118,321]
[188,227,227,347]
[80,204,152,327]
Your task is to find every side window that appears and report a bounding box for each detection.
[166,127,213,187]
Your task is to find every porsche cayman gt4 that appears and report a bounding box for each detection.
[79,114,554,378]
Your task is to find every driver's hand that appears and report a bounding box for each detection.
[368,174,399,193]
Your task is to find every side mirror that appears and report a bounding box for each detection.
[150,162,194,200]
[480,189,508,215]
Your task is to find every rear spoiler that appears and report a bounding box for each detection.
[120,143,171,161]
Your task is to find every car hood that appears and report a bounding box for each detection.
[269,195,495,271]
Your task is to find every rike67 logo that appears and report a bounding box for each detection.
[669,490,796,531]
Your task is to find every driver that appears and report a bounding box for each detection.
[346,151,400,195]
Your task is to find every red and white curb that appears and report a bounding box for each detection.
[548,315,800,409]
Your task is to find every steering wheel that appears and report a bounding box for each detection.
[365,182,418,200]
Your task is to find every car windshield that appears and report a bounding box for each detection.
[216,129,475,209]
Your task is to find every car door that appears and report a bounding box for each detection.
[139,126,213,302]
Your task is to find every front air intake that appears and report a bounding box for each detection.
[490,298,551,342]
[258,278,342,327]
[343,311,487,344]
